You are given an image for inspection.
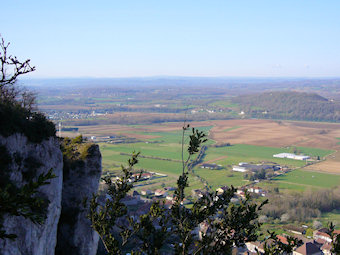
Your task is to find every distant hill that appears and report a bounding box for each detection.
[232,91,340,122]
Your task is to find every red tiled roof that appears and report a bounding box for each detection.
[315,238,327,245]
[295,242,321,255]
[277,235,288,245]
[315,231,331,238]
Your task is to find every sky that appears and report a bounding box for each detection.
[1,1,340,78]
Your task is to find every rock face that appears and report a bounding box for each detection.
[55,143,101,255]
[0,134,63,255]
[0,134,102,255]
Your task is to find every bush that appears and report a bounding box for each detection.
[0,101,56,143]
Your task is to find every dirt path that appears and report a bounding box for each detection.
[199,155,228,165]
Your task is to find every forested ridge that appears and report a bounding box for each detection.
[232,91,340,122]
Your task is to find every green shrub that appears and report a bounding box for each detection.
[0,101,56,143]
[60,136,96,178]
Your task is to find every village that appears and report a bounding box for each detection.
[99,172,339,255]
[97,150,339,254]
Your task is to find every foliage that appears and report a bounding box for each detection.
[262,187,340,222]
[259,231,302,255]
[60,135,97,177]
[232,91,340,122]
[0,36,56,241]
[0,37,35,88]
[88,126,269,254]
[327,222,340,254]
[0,36,55,143]
[86,152,141,254]
[0,166,56,240]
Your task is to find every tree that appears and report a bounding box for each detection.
[0,169,56,239]
[259,231,302,255]
[313,220,323,230]
[0,36,56,240]
[87,125,267,254]
[0,36,35,106]
[327,222,340,254]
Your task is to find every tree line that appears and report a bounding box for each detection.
[262,187,340,222]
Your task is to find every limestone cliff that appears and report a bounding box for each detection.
[55,138,101,255]
[0,134,63,255]
[0,135,102,255]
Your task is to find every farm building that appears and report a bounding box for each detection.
[283,225,306,235]
[200,163,222,170]
[232,163,280,173]
[273,153,310,160]
[232,166,248,172]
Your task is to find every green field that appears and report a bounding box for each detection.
[321,211,340,227]
[100,131,335,192]
[273,169,340,189]
[193,168,247,190]
[202,144,333,168]
[101,146,183,175]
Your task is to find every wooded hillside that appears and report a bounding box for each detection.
[232,91,340,122]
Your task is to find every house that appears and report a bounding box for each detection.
[320,242,332,255]
[245,241,264,254]
[166,194,175,201]
[313,230,332,243]
[154,189,168,197]
[216,186,229,194]
[293,242,322,255]
[181,198,191,205]
[283,225,306,235]
[192,189,207,199]
[140,189,153,196]
[141,172,153,180]
[236,190,246,198]
[276,235,289,245]
[248,187,262,194]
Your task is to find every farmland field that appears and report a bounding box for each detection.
[73,119,339,177]
[93,119,339,196]
[58,113,340,226]
[273,169,340,189]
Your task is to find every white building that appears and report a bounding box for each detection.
[232,166,248,172]
[273,153,310,160]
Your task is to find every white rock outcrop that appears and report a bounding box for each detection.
[55,143,101,255]
[0,134,63,255]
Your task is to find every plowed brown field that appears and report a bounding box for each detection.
[209,119,340,150]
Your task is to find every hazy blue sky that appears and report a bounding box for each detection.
[1,1,340,78]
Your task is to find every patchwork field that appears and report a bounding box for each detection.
[70,119,340,176]
[66,119,340,224]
